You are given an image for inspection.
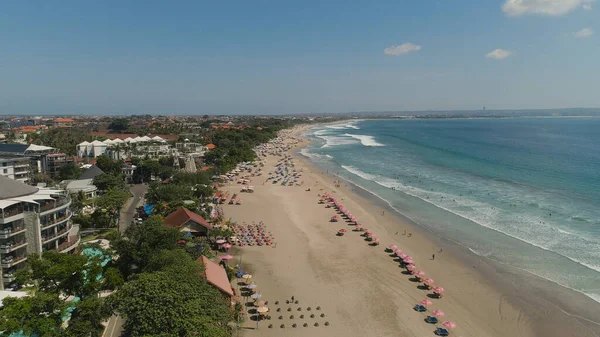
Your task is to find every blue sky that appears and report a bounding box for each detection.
[0,0,598,115]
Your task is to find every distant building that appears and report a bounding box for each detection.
[162,207,212,236]
[0,157,31,184]
[0,176,78,290]
[0,144,56,176]
[46,153,75,178]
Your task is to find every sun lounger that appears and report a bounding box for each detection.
[425,316,438,324]
[435,328,450,336]
[413,304,427,312]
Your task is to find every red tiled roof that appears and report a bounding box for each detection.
[163,207,212,230]
[198,256,233,297]
[206,144,216,150]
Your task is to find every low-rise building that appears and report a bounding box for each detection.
[163,207,212,236]
[0,156,31,184]
[46,153,75,178]
[0,176,78,290]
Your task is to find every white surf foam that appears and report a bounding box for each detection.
[316,135,358,148]
[343,134,385,147]
[299,148,333,161]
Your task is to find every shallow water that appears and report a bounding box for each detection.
[302,118,600,304]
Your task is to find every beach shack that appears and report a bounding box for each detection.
[198,256,234,300]
[163,207,213,237]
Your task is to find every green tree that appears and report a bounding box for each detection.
[104,267,125,290]
[111,216,180,277]
[95,155,123,175]
[109,264,233,337]
[96,189,130,212]
[58,163,82,181]
[93,173,125,191]
[108,118,130,132]
[0,291,67,337]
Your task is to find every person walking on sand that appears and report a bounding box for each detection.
[432,254,435,260]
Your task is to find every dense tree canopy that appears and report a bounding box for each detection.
[58,163,83,181]
[93,173,125,191]
[108,118,130,132]
[28,129,92,155]
[95,155,124,176]
[1,250,114,337]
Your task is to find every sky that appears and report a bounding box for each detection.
[0,0,598,115]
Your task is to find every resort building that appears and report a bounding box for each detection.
[46,153,75,178]
[0,143,56,175]
[77,136,171,160]
[163,207,212,236]
[0,176,78,290]
[0,156,31,184]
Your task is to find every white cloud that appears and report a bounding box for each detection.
[503,0,593,16]
[574,27,594,38]
[486,49,513,60]
[384,43,422,56]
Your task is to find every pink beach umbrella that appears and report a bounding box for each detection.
[338,228,347,233]
[220,255,233,261]
[414,270,425,276]
[394,249,402,255]
[216,239,226,244]
[372,238,380,244]
[222,243,232,249]
[432,309,445,317]
[388,244,398,250]
[442,321,457,329]
[399,253,408,259]
[364,229,371,234]
[356,224,363,230]
[423,278,435,284]
[406,264,416,271]
[420,299,433,306]
[433,286,445,293]
[403,258,414,264]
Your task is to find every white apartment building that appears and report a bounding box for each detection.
[0,156,31,184]
[0,176,78,290]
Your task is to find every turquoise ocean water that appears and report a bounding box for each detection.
[301,118,600,304]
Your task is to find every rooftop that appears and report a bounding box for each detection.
[0,175,39,200]
[163,207,212,230]
[198,256,234,297]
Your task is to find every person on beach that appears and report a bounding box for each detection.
[432,254,435,260]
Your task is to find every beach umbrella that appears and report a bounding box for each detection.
[420,299,433,306]
[220,255,233,261]
[222,243,232,249]
[389,244,398,250]
[338,228,347,233]
[365,229,371,234]
[414,270,425,276]
[442,321,457,329]
[256,306,269,313]
[433,286,445,293]
[242,274,253,280]
[406,264,416,271]
[373,238,380,244]
[246,284,257,289]
[255,300,266,307]
[216,239,226,244]
[399,253,408,259]
[423,278,435,284]
[432,309,445,317]
[251,293,262,299]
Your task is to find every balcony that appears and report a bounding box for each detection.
[1,256,27,268]
[3,274,16,283]
[40,198,71,214]
[0,241,28,254]
[42,225,72,243]
[58,236,80,253]
[0,227,26,239]
[0,208,25,222]
[14,166,29,173]
[41,211,72,229]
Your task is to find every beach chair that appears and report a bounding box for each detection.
[413,305,427,312]
[435,328,450,336]
[425,316,438,324]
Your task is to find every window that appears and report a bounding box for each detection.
[3,169,7,174]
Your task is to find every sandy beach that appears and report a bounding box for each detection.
[218,124,600,337]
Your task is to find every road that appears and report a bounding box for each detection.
[119,183,148,233]
[105,183,147,337]
[103,315,125,337]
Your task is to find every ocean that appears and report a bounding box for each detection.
[301,118,600,304]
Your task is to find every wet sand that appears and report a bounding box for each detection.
[219,124,600,337]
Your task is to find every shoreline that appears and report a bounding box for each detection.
[295,123,600,337]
